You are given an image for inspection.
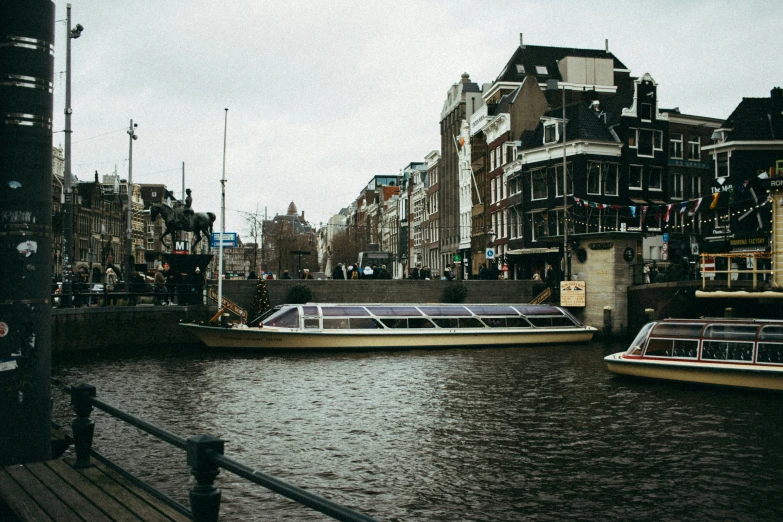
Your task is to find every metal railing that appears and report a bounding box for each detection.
[55,381,378,522]
[699,252,774,290]
[53,281,206,307]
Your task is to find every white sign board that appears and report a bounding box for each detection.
[485,248,495,260]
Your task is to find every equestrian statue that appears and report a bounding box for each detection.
[149,190,216,253]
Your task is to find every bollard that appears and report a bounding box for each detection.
[725,307,734,318]
[645,308,655,323]
[70,383,97,469]
[187,434,225,522]
[603,306,612,337]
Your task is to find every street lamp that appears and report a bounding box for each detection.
[125,119,137,282]
[62,4,83,305]
[547,79,570,281]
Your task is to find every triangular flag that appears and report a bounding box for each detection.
[689,197,703,216]
[679,202,688,214]
[709,192,720,209]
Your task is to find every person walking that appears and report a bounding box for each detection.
[105,267,118,306]
[153,266,166,306]
[332,263,346,280]
[302,269,313,279]
[280,270,291,279]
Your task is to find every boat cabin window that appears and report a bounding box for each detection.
[380,318,408,329]
[418,306,471,316]
[322,306,369,317]
[264,307,300,328]
[651,323,703,338]
[458,317,484,328]
[526,316,576,328]
[323,317,382,329]
[626,322,655,355]
[644,338,698,358]
[483,318,509,328]
[303,306,319,329]
[703,324,758,341]
[408,318,436,328]
[756,326,783,364]
[366,306,422,316]
[701,324,757,362]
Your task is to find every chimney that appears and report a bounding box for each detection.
[301,210,305,222]
[519,33,524,48]
[771,87,782,107]
[94,170,99,182]
[605,39,609,52]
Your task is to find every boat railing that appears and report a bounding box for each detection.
[53,380,378,522]
[699,252,774,290]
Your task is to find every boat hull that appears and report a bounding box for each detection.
[605,353,783,391]
[181,323,596,350]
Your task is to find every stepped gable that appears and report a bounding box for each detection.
[495,43,628,84]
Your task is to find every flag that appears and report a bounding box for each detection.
[689,197,703,216]
[664,204,672,223]
[709,192,720,209]
[641,206,648,220]
[630,206,637,218]
[679,202,688,214]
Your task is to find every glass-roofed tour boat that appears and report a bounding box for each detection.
[605,318,783,391]
[181,303,597,350]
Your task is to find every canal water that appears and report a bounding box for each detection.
[52,341,783,521]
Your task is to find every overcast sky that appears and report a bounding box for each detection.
[53,0,782,237]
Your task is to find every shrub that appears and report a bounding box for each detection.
[285,283,313,304]
[443,282,468,303]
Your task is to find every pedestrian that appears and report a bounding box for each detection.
[351,268,359,280]
[332,263,346,280]
[165,268,176,305]
[643,264,651,284]
[422,266,431,280]
[105,267,118,306]
[303,269,313,279]
[266,271,275,280]
[153,266,166,306]
[489,263,500,280]
[248,271,257,280]
[532,271,541,281]
[280,270,291,279]
[192,267,205,305]
[545,263,555,289]
[479,263,489,280]
[411,266,420,280]
[363,265,373,278]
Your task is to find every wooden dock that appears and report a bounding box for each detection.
[0,455,191,521]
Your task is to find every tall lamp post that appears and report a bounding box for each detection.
[62,4,83,304]
[547,80,570,281]
[125,120,137,282]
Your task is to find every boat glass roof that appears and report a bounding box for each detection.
[758,325,783,341]
[418,306,471,316]
[651,322,704,338]
[513,305,564,316]
[467,306,518,316]
[365,306,423,316]
[703,324,758,340]
[321,306,370,317]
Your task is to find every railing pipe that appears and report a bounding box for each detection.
[90,396,188,449]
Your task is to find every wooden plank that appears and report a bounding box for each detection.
[77,463,175,522]
[5,464,82,522]
[26,462,112,522]
[90,458,191,522]
[0,467,55,522]
[47,459,142,522]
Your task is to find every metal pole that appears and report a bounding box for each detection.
[562,86,569,281]
[181,161,185,249]
[63,4,75,303]
[126,119,136,282]
[217,109,228,312]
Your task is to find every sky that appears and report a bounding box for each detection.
[53,0,783,238]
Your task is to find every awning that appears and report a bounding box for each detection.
[629,198,647,204]
[506,247,559,256]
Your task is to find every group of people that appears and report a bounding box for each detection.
[331,263,392,280]
[643,262,666,284]
[152,265,205,306]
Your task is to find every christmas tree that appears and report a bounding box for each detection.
[250,277,271,325]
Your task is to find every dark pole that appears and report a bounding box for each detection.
[0,0,56,464]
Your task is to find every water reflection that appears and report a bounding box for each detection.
[53,342,783,521]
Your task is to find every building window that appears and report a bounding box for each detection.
[490,150,495,171]
[535,65,548,75]
[587,162,601,195]
[603,163,619,196]
[531,210,548,241]
[491,178,496,203]
[502,145,508,165]
[544,123,557,144]
[717,151,729,178]
[628,129,637,148]
[688,136,701,160]
[669,133,683,159]
[554,163,573,197]
[689,175,701,199]
[496,147,501,168]
[147,238,154,250]
[671,173,683,199]
[641,103,653,120]
[516,64,525,74]
[531,169,547,200]
[629,165,643,190]
[636,129,662,157]
[649,166,663,191]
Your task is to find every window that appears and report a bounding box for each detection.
[535,65,548,75]
[531,169,547,200]
[603,163,619,196]
[648,167,663,191]
[587,162,601,194]
[641,103,653,120]
[688,136,700,160]
[637,129,662,157]
[516,64,525,74]
[544,124,557,144]
[491,178,496,203]
[496,147,502,168]
[689,175,701,199]
[629,165,643,189]
[530,210,548,240]
[490,149,495,171]
[671,173,683,199]
[554,164,573,197]
[717,151,729,178]
[628,129,637,148]
[669,133,683,159]
[502,145,507,165]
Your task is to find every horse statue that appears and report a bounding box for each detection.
[149,203,216,253]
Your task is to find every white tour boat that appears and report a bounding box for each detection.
[181,303,596,350]
[605,318,783,391]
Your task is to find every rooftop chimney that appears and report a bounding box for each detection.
[519,33,524,48]
[605,39,609,52]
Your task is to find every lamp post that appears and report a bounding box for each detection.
[125,119,137,283]
[62,4,83,305]
[547,80,570,281]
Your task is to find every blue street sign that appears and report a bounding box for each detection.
[211,232,237,248]
[662,233,669,243]
[485,248,495,259]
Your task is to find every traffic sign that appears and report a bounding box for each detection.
[662,233,669,242]
[211,232,237,248]
[485,248,495,259]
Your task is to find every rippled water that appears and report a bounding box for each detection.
[52,342,783,521]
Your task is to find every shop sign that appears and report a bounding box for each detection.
[588,242,613,250]
[560,281,586,307]
[729,236,768,249]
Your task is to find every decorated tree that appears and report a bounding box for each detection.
[250,278,271,324]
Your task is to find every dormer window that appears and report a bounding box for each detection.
[516,64,525,74]
[544,123,558,144]
[535,65,548,75]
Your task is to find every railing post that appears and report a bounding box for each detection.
[187,434,225,522]
[70,383,96,469]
